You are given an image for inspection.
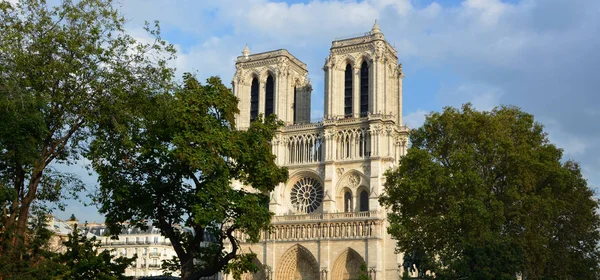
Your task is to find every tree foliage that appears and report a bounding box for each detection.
[0,0,174,266]
[87,74,288,280]
[57,224,135,280]
[0,212,65,280]
[380,104,600,280]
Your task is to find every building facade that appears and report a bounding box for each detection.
[90,225,189,279]
[230,21,409,280]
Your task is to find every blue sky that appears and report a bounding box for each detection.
[54,0,600,222]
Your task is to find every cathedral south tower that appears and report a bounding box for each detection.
[230,21,409,280]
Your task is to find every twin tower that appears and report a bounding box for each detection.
[229,22,410,280]
[232,21,404,129]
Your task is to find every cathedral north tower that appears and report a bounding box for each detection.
[232,48,312,130]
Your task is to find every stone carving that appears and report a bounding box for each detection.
[336,168,344,177]
[332,249,366,280]
[363,165,370,175]
[317,166,325,176]
[348,173,360,187]
[276,245,320,280]
[255,221,378,241]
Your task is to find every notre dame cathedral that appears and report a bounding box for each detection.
[227,21,409,280]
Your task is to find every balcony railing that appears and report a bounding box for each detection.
[272,210,380,223]
[101,241,172,246]
[148,264,161,269]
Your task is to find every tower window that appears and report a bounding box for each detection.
[265,75,274,117]
[360,190,369,212]
[250,78,259,121]
[360,61,369,116]
[344,64,353,117]
[293,86,297,123]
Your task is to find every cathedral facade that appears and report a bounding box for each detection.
[229,22,409,280]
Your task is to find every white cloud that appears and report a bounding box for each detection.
[438,83,504,111]
[47,0,597,222]
[404,109,428,129]
[460,0,512,27]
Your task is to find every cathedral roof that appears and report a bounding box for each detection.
[235,48,307,72]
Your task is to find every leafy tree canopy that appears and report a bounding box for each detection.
[380,104,600,280]
[58,224,135,280]
[87,74,288,280]
[0,0,174,263]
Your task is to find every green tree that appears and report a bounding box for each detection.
[57,224,134,280]
[87,74,288,280]
[0,211,66,280]
[380,104,600,280]
[0,0,174,262]
[358,262,370,280]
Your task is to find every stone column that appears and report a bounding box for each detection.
[324,66,330,118]
[397,70,403,126]
[353,66,360,118]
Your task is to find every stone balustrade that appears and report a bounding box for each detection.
[232,211,384,243]
[272,210,380,223]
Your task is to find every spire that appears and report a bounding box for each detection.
[242,44,250,59]
[371,19,381,34]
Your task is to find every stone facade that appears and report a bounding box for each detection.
[230,21,409,280]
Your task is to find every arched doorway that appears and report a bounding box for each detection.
[276,244,319,280]
[331,248,366,280]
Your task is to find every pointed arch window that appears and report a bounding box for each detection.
[250,77,259,121]
[360,61,369,116]
[293,85,297,123]
[344,191,352,212]
[265,75,274,117]
[359,190,369,212]
[344,64,353,117]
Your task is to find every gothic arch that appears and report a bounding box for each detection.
[331,248,366,280]
[356,54,372,68]
[276,244,320,280]
[335,170,368,193]
[287,169,323,185]
[338,187,353,212]
[340,55,356,69]
[246,71,260,84]
[357,186,369,212]
[260,68,277,82]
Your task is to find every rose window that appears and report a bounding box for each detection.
[290,177,323,213]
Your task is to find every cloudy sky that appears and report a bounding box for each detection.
[55,0,600,222]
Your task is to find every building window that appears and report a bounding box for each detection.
[153,237,159,244]
[360,61,369,116]
[344,191,352,212]
[265,75,275,117]
[344,64,353,117]
[360,190,369,212]
[293,86,297,123]
[250,77,259,121]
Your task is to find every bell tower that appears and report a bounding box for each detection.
[232,46,312,129]
[323,20,404,125]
